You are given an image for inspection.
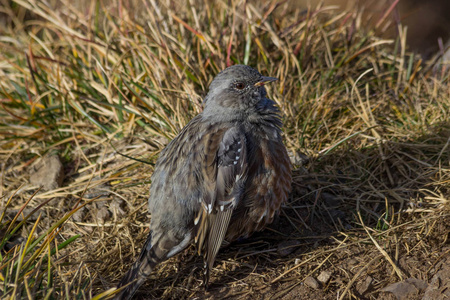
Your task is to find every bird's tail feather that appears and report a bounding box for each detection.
[114,233,158,300]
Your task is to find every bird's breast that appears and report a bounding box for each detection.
[225,131,292,241]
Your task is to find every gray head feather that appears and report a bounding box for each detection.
[202,65,278,122]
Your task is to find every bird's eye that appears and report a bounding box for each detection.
[235,82,246,90]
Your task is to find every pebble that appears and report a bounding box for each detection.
[304,276,320,289]
[317,270,332,284]
[356,276,373,295]
[30,154,64,190]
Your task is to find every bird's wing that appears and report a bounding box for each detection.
[194,126,247,285]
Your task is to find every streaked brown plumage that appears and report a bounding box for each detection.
[114,65,291,299]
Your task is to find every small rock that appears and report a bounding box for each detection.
[317,270,332,284]
[110,198,126,217]
[72,206,87,222]
[96,206,111,223]
[356,275,373,295]
[29,155,64,191]
[382,278,427,300]
[405,278,427,290]
[304,276,320,289]
[277,240,301,257]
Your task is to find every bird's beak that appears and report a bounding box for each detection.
[254,76,278,87]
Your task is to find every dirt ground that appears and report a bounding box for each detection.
[118,172,449,300]
[125,216,449,300]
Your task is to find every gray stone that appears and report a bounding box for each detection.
[382,278,427,300]
[356,275,373,295]
[317,270,332,284]
[304,276,320,289]
[30,155,64,190]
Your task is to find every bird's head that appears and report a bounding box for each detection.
[202,65,277,118]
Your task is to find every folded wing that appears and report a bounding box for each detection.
[194,126,247,285]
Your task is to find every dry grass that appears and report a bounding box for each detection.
[0,0,449,299]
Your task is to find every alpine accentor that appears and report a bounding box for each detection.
[115,65,291,299]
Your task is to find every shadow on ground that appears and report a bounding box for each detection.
[128,121,449,299]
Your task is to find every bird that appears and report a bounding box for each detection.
[114,65,292,299]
